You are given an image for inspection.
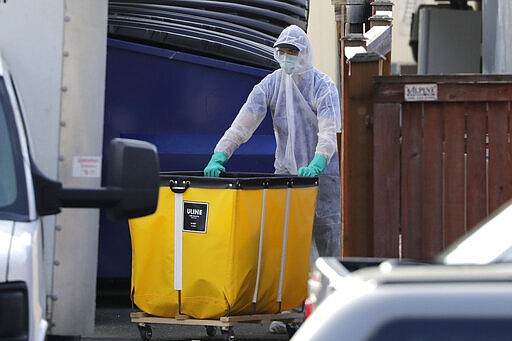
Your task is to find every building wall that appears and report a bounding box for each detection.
[306,0,431,81]
[391,0,436,66]
[307,0,339,86]
[306,1,508,78]
[483,0,512,73]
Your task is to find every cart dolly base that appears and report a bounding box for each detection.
[131,311,304,340]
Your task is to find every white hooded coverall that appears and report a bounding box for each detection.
[214,24,341,257]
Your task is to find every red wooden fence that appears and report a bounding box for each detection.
[373,75,512,260]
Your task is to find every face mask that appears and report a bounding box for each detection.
[277,54,299,74]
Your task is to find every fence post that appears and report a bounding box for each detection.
[332,0,393,256]
[343,55,381,257]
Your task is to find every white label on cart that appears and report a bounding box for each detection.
[183,201,208,233]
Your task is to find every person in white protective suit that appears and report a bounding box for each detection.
[204,23,341,334]
[204,22,341,273]
[204,24,341,257]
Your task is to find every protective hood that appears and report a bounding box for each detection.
[273,25,313,74]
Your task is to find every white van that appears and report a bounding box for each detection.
[0,55,159,341]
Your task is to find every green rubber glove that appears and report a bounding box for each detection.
[298,154,327,177]
[204,152,228,177]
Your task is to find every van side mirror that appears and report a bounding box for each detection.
[104,138,159,220]
[33,138,159,220]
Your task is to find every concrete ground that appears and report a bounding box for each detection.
[81,280,293,341]
[83,306,290,341]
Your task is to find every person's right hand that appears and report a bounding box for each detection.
[203,152,228,177]
[298,154,327,177]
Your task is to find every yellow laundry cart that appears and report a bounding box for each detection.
[128,172,318,340]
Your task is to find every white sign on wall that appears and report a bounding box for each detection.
[72,156,102,178]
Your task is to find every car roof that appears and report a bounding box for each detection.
[345,261,512,285]
[294,281,512,341]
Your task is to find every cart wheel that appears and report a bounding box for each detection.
[286,322,301,339]
[205,325,217,336]
[137,323,153,341]
[220,326,235,341]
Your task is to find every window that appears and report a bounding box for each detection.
[369,317,512,341]
[0,77,29,220]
